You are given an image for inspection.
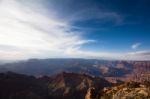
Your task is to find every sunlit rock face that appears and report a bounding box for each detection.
[48,72,111,99]
[85,81,150,99]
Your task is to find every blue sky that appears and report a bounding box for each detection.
[0,0,150,60]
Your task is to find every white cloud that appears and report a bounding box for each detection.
[0,0,94,60]
[127,50,150,56]
[67,8,122,25]
[66,48,150,60]
[131,43,141,49]
[65,48,122,59]
[126,50,150,60]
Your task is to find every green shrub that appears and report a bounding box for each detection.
[100,94,112,99]
[143,80,150,87]
[126,81,140,88]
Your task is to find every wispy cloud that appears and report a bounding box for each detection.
[127,50,150,56]
[0,0,94,60]
[66,49,123,60]
[66,49,150,60]
[126,50,150,60]
[67,8,123,26]
[131,43,141,49]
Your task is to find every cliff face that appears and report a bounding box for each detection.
[128,61,150,82]
[0,72,48,99]
[0,60,150,99]
[104,61,150,83]
[1,60,150,83]
[85,87,98,99]
[0,71,150,99]
[0,72,111,99]
[48,72,111,99]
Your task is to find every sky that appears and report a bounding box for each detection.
[0,0,150,61]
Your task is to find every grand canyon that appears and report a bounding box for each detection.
[0,0,150,99]
[0,59,150,99]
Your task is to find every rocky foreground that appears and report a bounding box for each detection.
[85,81,150,99]
[0,71,150,99]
